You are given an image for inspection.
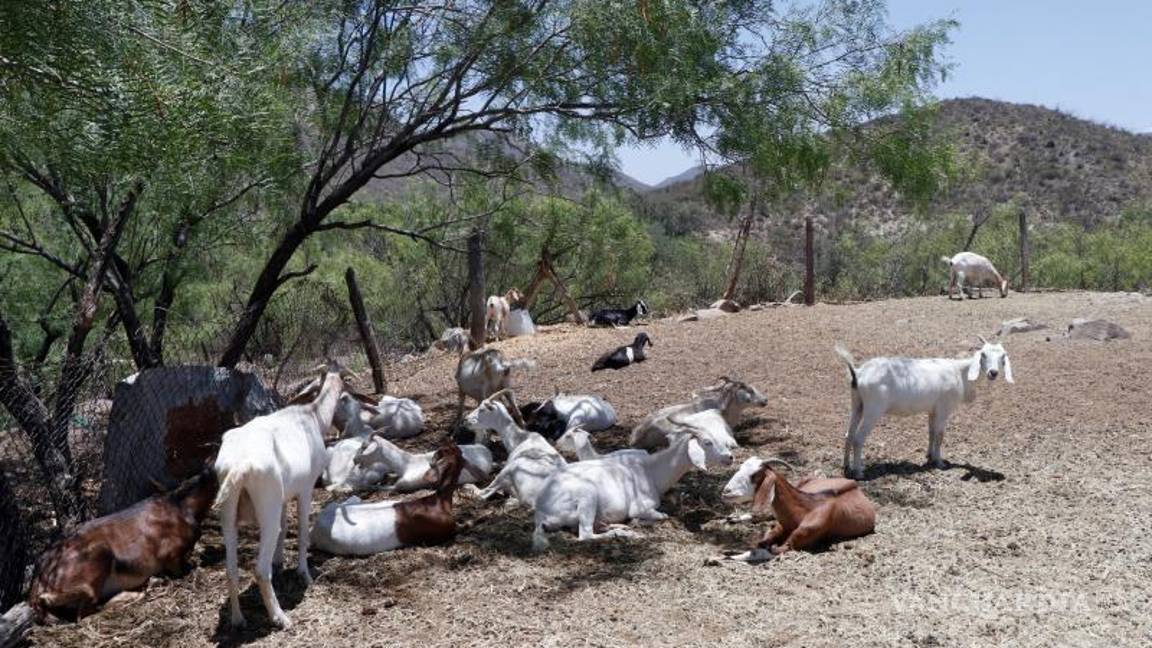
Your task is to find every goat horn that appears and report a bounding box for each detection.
[482,388,511,404]
[976,334,989,345]
[760,456,795,471]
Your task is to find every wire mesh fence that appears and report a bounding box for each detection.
[0,294,376,616]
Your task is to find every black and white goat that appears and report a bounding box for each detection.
[591,332,652,372]
[589,299,649,327]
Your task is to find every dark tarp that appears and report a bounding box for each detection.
[97,366,279,515]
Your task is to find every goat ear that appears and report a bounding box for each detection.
[687,439,707,470]
[966,351,983,381]
[1003,355,1014,384]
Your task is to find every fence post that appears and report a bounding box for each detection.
[804,215,815,306]
[344,267,386,394]
[1018,209,1030,293]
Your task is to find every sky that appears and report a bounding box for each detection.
[616,0,1152,186]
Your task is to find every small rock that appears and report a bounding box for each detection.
[695,308,728,320]
[748,303,765,311]
[704,557,722,567]
[998,317,1048,336]
[362,606,377,616]
[381,597,397,608]
[677,312,699,323]
[710,299,742,313]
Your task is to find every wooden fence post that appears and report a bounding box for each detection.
[344,267,386,394]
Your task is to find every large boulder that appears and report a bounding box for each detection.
[97,366,279,515]
[1067,319,1131,341]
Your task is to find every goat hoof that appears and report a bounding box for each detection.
[229,613,248,629]
[271,612,292,629]
[298,569,313,586]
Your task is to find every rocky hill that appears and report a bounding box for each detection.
[643,98,1152,233]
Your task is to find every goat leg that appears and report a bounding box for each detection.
[754,522,787,550]
[775,508,833,554]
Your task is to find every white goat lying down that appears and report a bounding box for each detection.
[464,393,566,508]
[555,428,647,462]
[532,421,735,550]
[213,367,349,629]
[630,377,766,449]
[835,336,1015,479]
[550,392,618,432]
[362,395,425,439]
[323,393,391,492]
[311,443,486,556]
[353,433,493,492]
[942,251,1009,299]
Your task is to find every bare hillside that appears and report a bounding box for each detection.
[646,97,1152,233]
[30,291,1152,647]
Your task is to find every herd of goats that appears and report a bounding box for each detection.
[24,250,1017,632]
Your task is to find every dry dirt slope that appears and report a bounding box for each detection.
[32,292,1152,647]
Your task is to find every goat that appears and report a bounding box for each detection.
[522,391,618,440]
[212,366,349,629]
[729,458,875,559]
[835,337,1014,479]
[630,376,766,450]
[28,468,218,621]
[942,252,1008,299]
[353,433,493,492]
[363,395,425,439]
[484,289,522,341]
[323,393,391,493]
[591,332,652,371]
[532,418,735,550]
[589,299,649,327]
[454,347,535,424]
[310,443,487,556]
[433,327,471,355]
[555,428,647,461]
[464,393,566,508]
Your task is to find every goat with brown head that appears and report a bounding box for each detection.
[743,458,875,555]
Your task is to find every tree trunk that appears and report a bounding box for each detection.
[542,261,586,324]
[219,222,311,368]
[344,267,387,394]
[466,225,487,349]
[963,209,991,252]
[1018,208,1030,293]
[722,194,757,301]
[803,215,815,306]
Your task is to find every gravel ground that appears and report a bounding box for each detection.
[30,291,1152,647]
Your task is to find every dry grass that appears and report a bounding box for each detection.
[30,291,1152,647]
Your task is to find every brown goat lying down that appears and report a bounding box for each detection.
[749,460,875,555]
[28,468,218,621]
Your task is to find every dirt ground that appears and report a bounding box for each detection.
[29,291,1152,647]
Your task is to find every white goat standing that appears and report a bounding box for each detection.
[532,421,735,550]
[212,368,347,629]
[454,348,534,423]
[464,395,566,508]
[353,433,493,492]
[942,251,1009,299]
[630,377,766,449]
[834,337,1015,479]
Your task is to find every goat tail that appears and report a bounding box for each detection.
[211,461,249,512]
[833,343,858,389]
